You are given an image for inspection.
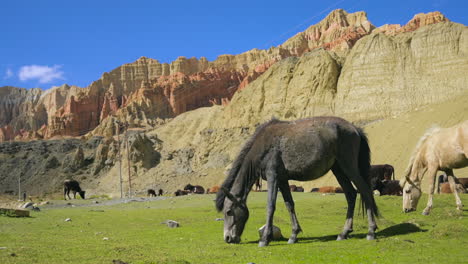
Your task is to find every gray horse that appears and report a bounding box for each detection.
[216,116,379,247]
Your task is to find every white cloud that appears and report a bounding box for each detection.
[19,65,64,83]
[3,68,13,79]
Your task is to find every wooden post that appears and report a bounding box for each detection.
[18,173,21,201]
[126,122,132,198]
[116,120,123,199]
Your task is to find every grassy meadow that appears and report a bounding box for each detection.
[0,192,467,264]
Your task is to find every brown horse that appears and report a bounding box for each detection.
[216,117,378,247]
[401,121,468,215]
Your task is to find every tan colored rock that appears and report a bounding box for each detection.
[335,22,468,121]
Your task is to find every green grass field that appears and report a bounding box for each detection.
[1,193,467,264]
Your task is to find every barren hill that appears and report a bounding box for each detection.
[0,9,467,197]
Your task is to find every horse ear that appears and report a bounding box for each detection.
[220,187,241,206]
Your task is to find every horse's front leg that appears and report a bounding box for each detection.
[422,167,438,215]
[278,181,302,244]
[446,170,463,211]
[259,167,279,247]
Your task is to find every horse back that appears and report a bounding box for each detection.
[64,180,82,192]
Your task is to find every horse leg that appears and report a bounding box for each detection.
[259,154,280,247]
[332,163,357,240]
[64,188,67,200]
[278,181,302,244]
[422,166,439,215]
[337,159,377,240]
[73,191,77,199]
[446,169,463,210]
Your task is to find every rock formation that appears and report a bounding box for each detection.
[0,9,385,141]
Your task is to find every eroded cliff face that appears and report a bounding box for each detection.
[1,9,378,141]
[335,21,468,121]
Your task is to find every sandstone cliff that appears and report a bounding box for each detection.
[1,9,378,141]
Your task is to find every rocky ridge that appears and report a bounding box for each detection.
[1,9,390,141]
[0,10,466,196]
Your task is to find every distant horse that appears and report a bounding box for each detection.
[401,121,468,215]
[374,180,402,196]
[289,185,304,192]
[254,178,262,191]
[64,180,85,200]
[158,189,163,196]
[369,164,395,191]
[174,189,189,196]
[207,185,220,194]
[184,184,205,194]
[147,189,157,197]
[440,183,467,194]
[317,186,343,193]
[216,117,378,247]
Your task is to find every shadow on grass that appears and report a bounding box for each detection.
[243,223,426,245]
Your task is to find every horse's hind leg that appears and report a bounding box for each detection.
[446,169,463,211]
[336,159,377,240]
[278,181,302,244]
[332,163,357,240]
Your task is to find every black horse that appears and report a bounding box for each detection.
[64,180,86,200]
[147,189,157,197]
[183,184,205,194]
[216,117,379,247]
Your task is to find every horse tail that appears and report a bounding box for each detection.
[356,127,379,218]
[215,118,281,212]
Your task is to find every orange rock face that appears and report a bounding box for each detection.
[0,10,450,141]
[375,11,447,35]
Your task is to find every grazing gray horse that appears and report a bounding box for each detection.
[216,116,379,247]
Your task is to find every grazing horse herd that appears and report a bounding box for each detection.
[58,116,467,248]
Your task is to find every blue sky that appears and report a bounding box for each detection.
[1,0,466,90]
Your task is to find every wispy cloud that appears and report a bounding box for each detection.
[18,65,64,83]
[3,68,13,79]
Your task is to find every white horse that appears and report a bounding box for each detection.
[401,120,468,215]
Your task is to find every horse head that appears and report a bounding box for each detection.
[79,191,86,200]
[401,177,421,213]
[220,187,249,244]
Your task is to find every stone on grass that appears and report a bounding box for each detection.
[103,237,109,241]
[215,218,224,221]
[161,220,180,228]
[258,224,283,240]
[65,218,72,222]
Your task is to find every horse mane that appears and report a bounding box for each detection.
[402,125,441,182]
[215,118,282,212]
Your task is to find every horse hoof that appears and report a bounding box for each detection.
[336,235,346,241]
[366,234,375,240]
[288,238,297,244]
[422,211,430,216]
[258,241,268,247]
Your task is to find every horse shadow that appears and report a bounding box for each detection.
[300,223,427,243]
[245,223,426,245]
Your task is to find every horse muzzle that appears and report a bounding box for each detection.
[224,235,240,244]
